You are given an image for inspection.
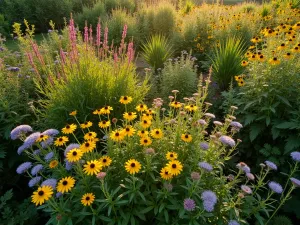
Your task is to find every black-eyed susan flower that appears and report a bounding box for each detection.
[119,96,133,104]
[283,52,293,59]
[99,156,112,167]
[93,109,101,115]
[269,57,280,65]
[241,60,248,66]
[123,126,136,137]
[137,130,149,137]
[181,134,192,142]
[136,104,148,112]
[140,119,151,129]
[54,136,69,146]
[80,140,96,153]
[110,130,125,142]
[81,193,95,206]
[31,186,53,206]
[185,104,198,112]
[277,43,286,50]
[62,124,77,134]
[160,167,173,180]
[166,160,183,176]
[166,151,178,160]
[170,101,182,108]
[80,121,93,129]
[292,46,300,53]
[141,113,153,121]
[37,134,49,142]
[98,120,111,129]
[249,54,257,61]
[49,160,58,169]
[66,149,83,162]
[124,159,141,175]
[83,160,102,175]
[100,106,113,115]
[146,109,155,115]
[150,129,163,139]
[140,136,152,146]
[258,54,265,62]
[238,80,245,87]
[250,37,262,43]
[123,112,137,121]
[57,176,76,193]
[69,111,77,116]
[84,132,97,140]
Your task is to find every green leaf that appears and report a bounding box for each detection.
[271,127,280,140]
[140,206,154,214]
[99,215,112,222]
[284,135,300,154]
[130,216,136,225]
[276,121,297,129]
[164,210,169,223]
[249,124,264,142]
[92,216,95,225]
[276,95,292,107]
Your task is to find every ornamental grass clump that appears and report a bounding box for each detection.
[12,74,300,224]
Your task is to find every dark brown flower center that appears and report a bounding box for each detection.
[38,191,44,196]
[72,151,77,156]
[156,131,159,134]
[170,154,173,157]
[131,163,135,167]
[63,181,68,185]
[103,159,107,163]
[66,125,70,129]
[126,128,130,131]
[143,120,147,124]
[59,138,63,141]
[124,96,128,100]
[172,164,176,168]
[165,171,169,175]
[105,106,108,110]
[90,163,95,168]
[144,139,148,143]
[115,133,120,136]
[128,112,132,115]
[185,134,189,138]
[85,143,90,147]
[86,197,90,200]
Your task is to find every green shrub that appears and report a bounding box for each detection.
[106,8,140,46]
[0,14,10,37]
[141,34,174,71]
[159,51,198,101]
[74,1,107,29]
[208,36,245,91]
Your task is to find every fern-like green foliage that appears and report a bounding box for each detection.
[209,36,245,91]
[141,34,174,71]
[158,52,198,101]
[271,215,293,225]
[0,190,38,225]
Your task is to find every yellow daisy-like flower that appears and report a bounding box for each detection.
[123,126,136,137]
[150,129,163,139]
[250,37,261,43]
[125,159,141,175]
[166,160,183,176]
[140,136,152,146]
[140,119,151,129]
[54,136,69,146]
[80,140,96,153]
[170,101,182,108]
[146,109,155,115]
[119,96,133,104]
[66,149,83,162]
[62,124,77,134]
[69,111,77,116]
[93,109,101,115]
[185,104,198,112]
[166,152,178,160]
[98,120,111,129]
[37,134,49,142]
[268,57,280,65]
[257,54,265,62]
[83,160,103,176]
[84,132,97,140]
[81,193,95,206]
[100,106,113,115]
[181,134,192,142]
[99,156,112,167]
[141,113,153,121]
[241,60,248,67]
[57,176,76,193]
[123,112,137,121]
[277,43,286,50]
[283,52,293,59]
[49,160,58,169]
[238,80,245,87]
[292,46,300,53]
[137,130,149,137]
[248,54,257,61]
[110,130,125,142]
[160,167,173,180]
[31,186,53,206]
[136,104,148,112]
[80,121,93,129]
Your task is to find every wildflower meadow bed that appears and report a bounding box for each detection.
[0,0,300,224]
